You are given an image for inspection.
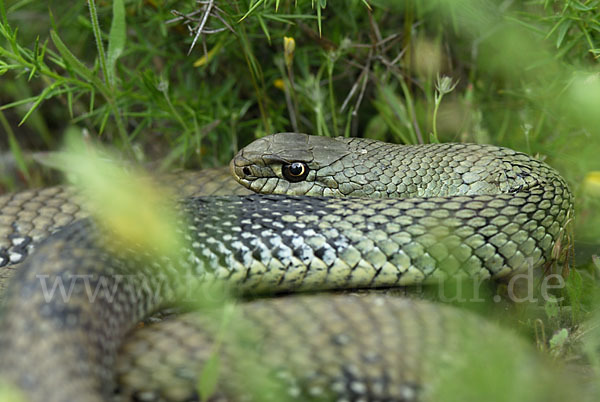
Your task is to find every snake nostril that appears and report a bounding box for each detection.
[243,167,251,176]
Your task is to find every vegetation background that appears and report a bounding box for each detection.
[1,0,600,399]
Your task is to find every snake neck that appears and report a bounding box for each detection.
[231,133,567,199]
[312,139,560,198]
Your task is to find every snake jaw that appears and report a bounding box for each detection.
[229,154,252,185]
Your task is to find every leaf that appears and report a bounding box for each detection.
[566,269,583,321]
[107,0,126,87]
[429,132,441,143]
[198,352,221,401]
[193,42,224,68]
[544,295,559,320]
[549,328,569,357]
[555,19,571,49]
[239,0,266,22]
[316,3,322,36]
[98,106,111,135]
[18,81,60,126]
[50,30,100,87]
[0,0,7,26]
[67,89,73,118]
[48,132,184,257]
[89,86,95,112]
[373,84,413,144]
[0,381,27,402]
[257,15,271,44]
[0,110,30,182]
[570,0,594,11]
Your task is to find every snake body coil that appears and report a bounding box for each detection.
[0,133,573,401]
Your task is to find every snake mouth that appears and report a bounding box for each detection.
[230,155,252,187]
[230,151,279,188]
[231,148,298,188]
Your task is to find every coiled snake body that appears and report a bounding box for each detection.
[0,133,573,401]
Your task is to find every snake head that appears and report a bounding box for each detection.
[230,132,351,196]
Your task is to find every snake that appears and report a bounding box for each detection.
[0,132,575,401]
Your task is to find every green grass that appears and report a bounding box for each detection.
[1,0,600,400]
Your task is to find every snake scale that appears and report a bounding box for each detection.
[0,133,575,401]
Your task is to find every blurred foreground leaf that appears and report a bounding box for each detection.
[47,129,183,257]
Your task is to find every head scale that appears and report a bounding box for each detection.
[230,133,351,196]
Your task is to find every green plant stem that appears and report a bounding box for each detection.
[286,64,300,132]
[232,2,271,134]
[327,55,339,136]
[87,0,110,88]
[432,93,442,143]
[0,110,30,182]
[394,71,422,144]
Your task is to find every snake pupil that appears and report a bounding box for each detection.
[289,163,304,176]
[243,167,251,176]
[282,162,309,182]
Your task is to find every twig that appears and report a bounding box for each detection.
[353,49,372,117]
[340,67,366,113]
[189,0,214,54]
[168,0,234,55]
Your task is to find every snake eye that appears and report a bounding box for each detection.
[242,167,251,176]
[282,162,309,182]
